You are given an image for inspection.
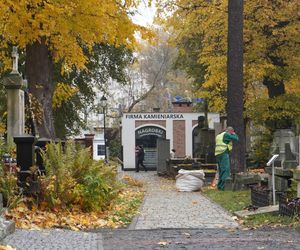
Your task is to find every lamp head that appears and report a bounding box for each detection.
[100,95,107,107]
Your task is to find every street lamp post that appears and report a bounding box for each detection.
[100,95,107,162]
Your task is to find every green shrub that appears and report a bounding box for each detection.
[0,169,22,209]
[109,139,121,158]
[0,139,21,209]
[249,126,273,164]
[40,141,120,211]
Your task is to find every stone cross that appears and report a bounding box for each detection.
[11,46,19,74]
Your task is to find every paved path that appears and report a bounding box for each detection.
[123,171,238,229]
[2,229,102,250]
[4,170,290,250]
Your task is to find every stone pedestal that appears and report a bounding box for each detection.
[13,135,36,184]
[265,167,293,193]
[3,73,26,138]
[233,172,262,191]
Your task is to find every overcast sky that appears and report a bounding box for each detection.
[132,2,156,26]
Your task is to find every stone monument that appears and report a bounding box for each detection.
[3,47,27,139]
[266,129,298,194]
[270,129,298,169]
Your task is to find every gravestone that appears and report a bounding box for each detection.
[156,138,170,176]
[197,128,216,163]
[2,47,27,139]
[270,129,298,169]
[13,135,36,186]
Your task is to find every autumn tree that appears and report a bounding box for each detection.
[53,44,134,138]
[112,30,192,113]
[157,0,300,112]
[0,0,146,138]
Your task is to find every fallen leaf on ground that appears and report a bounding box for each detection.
[0,246,17,250]
[226,229,236,233]
[157,241,169,246]
[6,185,144,231]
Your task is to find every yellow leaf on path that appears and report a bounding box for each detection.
[157,241,168,246]
[226,229,236,233]
[70,226,79,231]
[0,245,17,250]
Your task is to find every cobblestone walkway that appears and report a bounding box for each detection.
[2,170,239,249]
[123,171,239,229]
[2,229,103,250]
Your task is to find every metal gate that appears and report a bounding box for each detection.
[144,148,157,168]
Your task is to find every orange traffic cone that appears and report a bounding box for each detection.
[211,172,218,188]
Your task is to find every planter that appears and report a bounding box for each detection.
[279,194,300,217]
[251,186,272,207]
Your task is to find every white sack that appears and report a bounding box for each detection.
[175,169,205,192]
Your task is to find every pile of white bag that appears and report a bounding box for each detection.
[175,169,205,192]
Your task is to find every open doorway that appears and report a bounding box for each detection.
[135,126,166,169]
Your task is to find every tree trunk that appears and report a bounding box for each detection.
[263,77,285,98]
[25,39,56,139]
[227,0,246,173]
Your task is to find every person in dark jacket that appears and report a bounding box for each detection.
[136,145,147,172]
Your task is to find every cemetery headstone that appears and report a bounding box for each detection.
[270,129,298,169]
[13,135,36,187]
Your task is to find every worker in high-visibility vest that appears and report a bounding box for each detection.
[215,126,239,190]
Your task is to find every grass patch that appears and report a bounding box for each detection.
[203,187,300,228]
[203,188,251,213]
[105,187,144,226]
[244,213,297,228]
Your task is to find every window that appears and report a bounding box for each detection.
[97,145,105,156]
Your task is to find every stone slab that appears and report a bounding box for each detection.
[234,205,279,217]
[265,167,293,178]
[0,217,15,241]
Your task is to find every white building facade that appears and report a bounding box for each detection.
[122,102,220,170]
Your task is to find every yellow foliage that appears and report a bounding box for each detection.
[158,0,300,112]
[0,122,5,136]
[0,0,151,73]
[52,83,78,108]
[122,174,143,187]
